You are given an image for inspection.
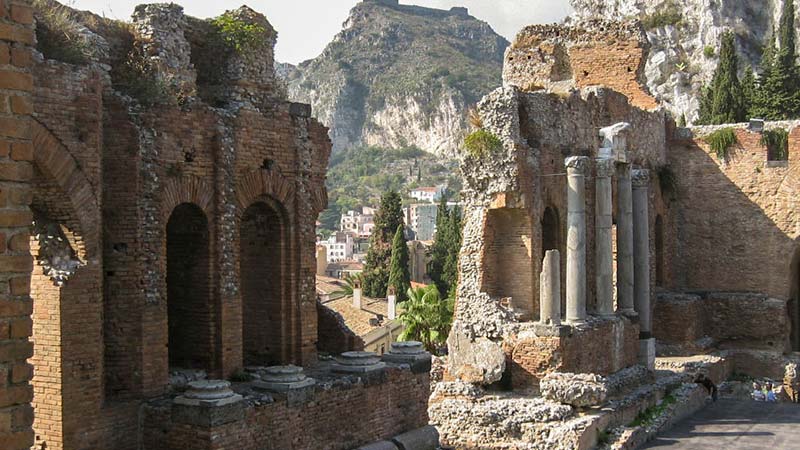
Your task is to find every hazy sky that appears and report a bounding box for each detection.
[70,0,573,64]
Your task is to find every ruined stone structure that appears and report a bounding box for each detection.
[433,19,800,449]
[0,2,433,450]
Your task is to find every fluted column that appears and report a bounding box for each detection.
[595,158,615,316]
[539,250,561,326]
[632,168,651,335]
[565,156,589,324]
[616,163,635,316]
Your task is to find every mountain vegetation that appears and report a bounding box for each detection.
[284,0,507,156]
[319,145,461,232]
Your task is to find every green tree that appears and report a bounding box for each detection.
[332,273,362,298]
[753,3,800,119]
[397,285,454,353]
[363,191,404,297]
[387,225,411,301]
[697,31,747,124]
[429,198,462,298]
[741,66,757,117]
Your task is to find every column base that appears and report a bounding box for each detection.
[566,318,587,326]
[619,308,638,318]
[639,338,655,371]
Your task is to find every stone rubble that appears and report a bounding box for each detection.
[539,372,609,407]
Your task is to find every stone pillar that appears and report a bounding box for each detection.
[595,158,615,316]
[632,169,655,370]
[539,250,561,325]
[353,278,363,309]
[387,292,397,320]
[632,169,651,334]
[616,163,636,316]
[565,156,589,324]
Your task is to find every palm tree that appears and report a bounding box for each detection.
[332,273,362,298]
[397,285,454,353]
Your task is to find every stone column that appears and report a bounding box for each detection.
[595,158,615,317]
[539,250,561,326]
[565,156,589,324]
[632,168,651,334]
[616,163,636,316]
[632,168,655,370]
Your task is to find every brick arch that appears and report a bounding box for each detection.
[236,169,295,215]
[31,120,101,256]
[160,175,215,222]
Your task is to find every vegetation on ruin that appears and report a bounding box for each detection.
[319,145,461,232]
[210,12,269,54]
[703,46,715,59]
[388,225,411,302]
[112,42,169,106]
[464,129,502,159]
[397,284,454,353]
[429,196,462,299]
[703,128,738,160]
[640,1,682,30]
[629,393,677,427]
[33,0,92,64]
[760,128,789,161]
[363,191,405,298]
[697,32,747,125]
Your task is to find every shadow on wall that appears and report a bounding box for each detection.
[666,126,800,352]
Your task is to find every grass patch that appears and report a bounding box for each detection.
[761,128,789,161]
[464,129,502,159]
[703,45,716,59]
[641,1,683,30]
[630,393,677,427]
[228,369,251,382]
[33,0,91,64]
[728,371,753,382]
[703,127,738,160]
[111,42,168,106]
[597,429,613,446]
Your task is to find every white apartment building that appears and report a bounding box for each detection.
[340,207,376,238]
[319,232,354,263]
[409,185,445,203]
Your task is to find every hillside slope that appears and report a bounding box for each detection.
[284,0,508,157]
[571,0,783,123]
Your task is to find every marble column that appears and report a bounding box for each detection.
[616,163,636,316]
[539,249,561,326]
[595,158,615,316]
[632,168,652,335]
[565,156,589,324]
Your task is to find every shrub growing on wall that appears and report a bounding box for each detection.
[464,129,502,158]
[761,128,789,161]
[703,127,738,160]
[33,0,91,64]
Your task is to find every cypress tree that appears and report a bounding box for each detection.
[696,31,747,125]
[429,196,451,296]
[441,206,462,299]
[387,225,411,301]
[741,66,757,117]
[363,191,404,297]
[753,17,800,119]
[779,0,797,71]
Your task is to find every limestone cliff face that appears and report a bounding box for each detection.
[571,0,783,123]
[284,0,508,156]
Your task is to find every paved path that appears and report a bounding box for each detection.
[642,398,800,449]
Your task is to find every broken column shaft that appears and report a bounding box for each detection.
[616,163,635,316]
[565,156,589,324]
[632,168,651,335]
[539,249,561,325]
[595,158,615,316]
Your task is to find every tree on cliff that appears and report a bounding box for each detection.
[387,225,411,302]
[363,191,404,297]
[697,31,747,125]
[429,196,462,298]
[752,2,800,120]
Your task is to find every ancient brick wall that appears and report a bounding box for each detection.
[0,1,35,449]
[141,368,430,450]
[503,20,658,111]
[316,301,365,354]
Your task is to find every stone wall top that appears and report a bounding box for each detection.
[510,19,648,49]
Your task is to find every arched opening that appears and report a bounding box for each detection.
[655,215,665,287]
[541,206,560,260]
[481,208,534,318]
[166,203,214,371]
[240,201,286,366]
[30,167,91,450]
[790,248,800,351]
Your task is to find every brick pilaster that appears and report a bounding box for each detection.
[0,0,34,449]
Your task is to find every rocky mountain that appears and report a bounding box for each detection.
[571,0,784,123]
[284,0,508,157]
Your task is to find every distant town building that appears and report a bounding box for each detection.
[404,201,463,241]
[324,260,364,279]
[319,232,354,262]
[409,185,445,203]
[340,207,376,238]
[408,240,431,284]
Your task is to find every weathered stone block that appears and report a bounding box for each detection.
[540,372,608,407]
[447,329,505,384]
